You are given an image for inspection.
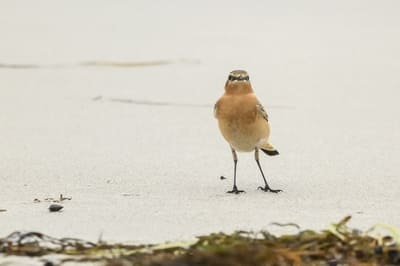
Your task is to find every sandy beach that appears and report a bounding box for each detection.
[1,0,400,256]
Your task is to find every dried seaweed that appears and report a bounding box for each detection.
[1,216,400,265]
[34,194,72,203]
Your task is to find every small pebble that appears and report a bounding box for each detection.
[49,204,63,212]
[374,246,383,255]
[388,249,400,264]
[327,259,338,266]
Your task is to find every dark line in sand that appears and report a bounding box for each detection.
[0,63,77,69]
[80,60,173,68]
[0,59,200,70]
[109,98,211,108]
[0,63,40,69]
[107,97,294,109]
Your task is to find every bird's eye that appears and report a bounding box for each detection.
[228,75,233,81]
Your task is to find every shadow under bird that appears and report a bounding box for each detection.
[214,70,281,194]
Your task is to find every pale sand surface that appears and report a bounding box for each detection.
[1,0,400,249]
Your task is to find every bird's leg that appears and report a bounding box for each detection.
[227,148,245,194]
[255,148,282,193]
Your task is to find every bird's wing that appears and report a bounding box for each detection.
[213,101,219,118]
[256,102,269,122]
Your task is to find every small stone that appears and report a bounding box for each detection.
[388,249,400,264]
[327,259,338,266]
[49,204,63,212]
[374,246,383,255]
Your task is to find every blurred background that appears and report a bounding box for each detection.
[1,0,400,243]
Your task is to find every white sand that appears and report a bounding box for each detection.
[1,0,400,247]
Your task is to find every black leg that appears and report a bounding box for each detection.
[227,148,245,194]
[255,148,282,193]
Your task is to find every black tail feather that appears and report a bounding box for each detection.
[261,149,279,156]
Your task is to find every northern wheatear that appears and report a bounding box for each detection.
[214,70,281,194]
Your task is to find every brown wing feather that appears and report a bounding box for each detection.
[256,103,269,122]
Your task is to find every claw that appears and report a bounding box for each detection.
[227,186,245,194]
[258,186,282,193]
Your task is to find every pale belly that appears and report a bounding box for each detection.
[229,135,258,152]
[218,119,269,152]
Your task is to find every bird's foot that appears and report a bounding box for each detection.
[227,186,245,194]
[258,186,282,193]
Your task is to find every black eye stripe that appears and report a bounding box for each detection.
[228,75,249,81]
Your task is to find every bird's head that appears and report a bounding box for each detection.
[225,70,253,94]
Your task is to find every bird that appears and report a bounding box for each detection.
[214,70,281,194]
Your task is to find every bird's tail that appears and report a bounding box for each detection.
[260,143,279,156]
